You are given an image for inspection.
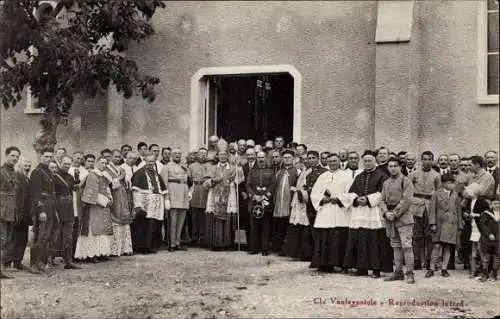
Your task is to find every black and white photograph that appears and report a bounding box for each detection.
[0,0,499,318]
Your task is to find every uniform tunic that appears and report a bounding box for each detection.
[409,168,441,237]
[160,162,190,210]
[380,174,414,249]
[30,163,57,265]
[0,164,21,266]
[342,168,393,272]
[7,172,31,265]
[53,170,76,260]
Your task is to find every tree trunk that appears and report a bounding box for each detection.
[33,110,61,154]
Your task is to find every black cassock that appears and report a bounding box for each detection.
[343,168,394,273]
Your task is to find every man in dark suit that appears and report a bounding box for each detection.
[303,151,328,227]
[485,151,499,194]
[376,147,390,176]
[135,142,148,167]
[53,156,80,269]
[6,159,33,272]
[239,148,256,249]
[29,148,58,274]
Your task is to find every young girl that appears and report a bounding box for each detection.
[426,173,462,278]
[477,194,499,282]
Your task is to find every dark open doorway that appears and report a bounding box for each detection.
[207,73,294,144]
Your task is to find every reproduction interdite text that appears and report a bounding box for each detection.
[313,297,466,308]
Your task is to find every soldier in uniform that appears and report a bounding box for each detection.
[7,157,32,271]
[381,159,415,284]
[160,148,192,252]
[0,146,22,278]
[53,155,80,269]
[408,151,441,270]
[246,151,276,256]
[29,148,57,274]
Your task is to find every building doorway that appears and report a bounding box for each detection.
[205,73,294,145]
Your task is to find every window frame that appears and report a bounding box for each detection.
[477,0,499,105]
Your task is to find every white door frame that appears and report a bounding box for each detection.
[189,64,302,151]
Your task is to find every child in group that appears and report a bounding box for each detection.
[476,194,499,282]
[426,173,462,278]
[463,183,488,278]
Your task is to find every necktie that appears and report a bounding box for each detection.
[74,170,80,183]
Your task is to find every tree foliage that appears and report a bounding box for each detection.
[0,0,165,152]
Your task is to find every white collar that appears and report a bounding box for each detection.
[487,166,497,171]
[218,162,229,168]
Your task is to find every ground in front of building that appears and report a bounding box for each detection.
[1,248,498,318]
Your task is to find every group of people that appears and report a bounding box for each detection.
[0,136,498,286]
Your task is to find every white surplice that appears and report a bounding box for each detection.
[310,169,352,229]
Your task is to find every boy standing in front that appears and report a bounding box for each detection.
[426,173,462,278]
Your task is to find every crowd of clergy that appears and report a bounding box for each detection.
[1,136,499,285]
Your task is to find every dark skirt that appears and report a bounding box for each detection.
[282,224,312,259]
[312,227,349,268]
[343,228,393,273]
[204,213,235,249]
